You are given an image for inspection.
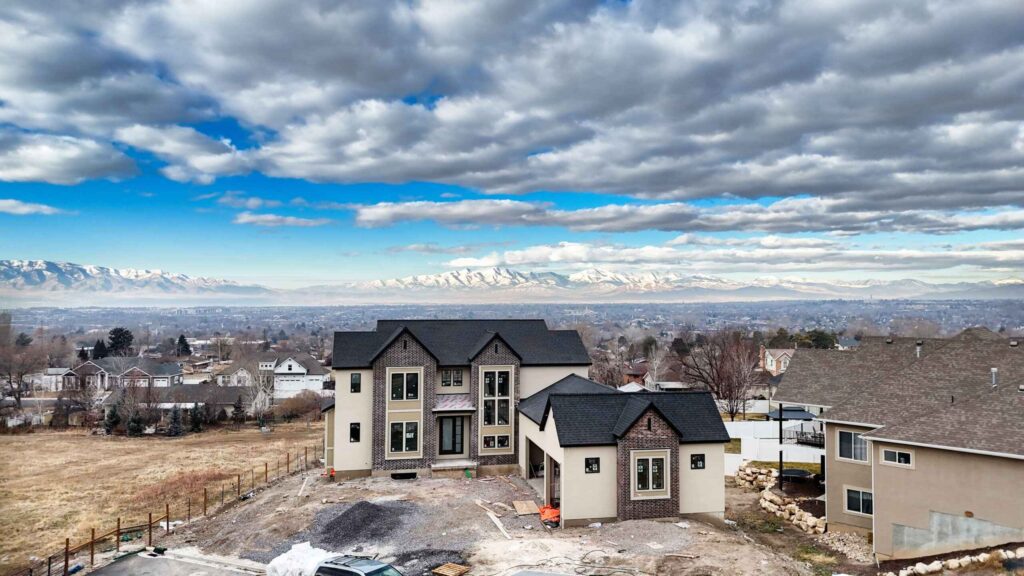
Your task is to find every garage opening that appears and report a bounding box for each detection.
[527,439,545,496]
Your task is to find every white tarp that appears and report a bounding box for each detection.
[266,542,335,576]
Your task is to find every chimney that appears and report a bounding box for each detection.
[991,367,998,388]
[915,339,923,358]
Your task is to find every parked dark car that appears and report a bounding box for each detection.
[314,555,403,576]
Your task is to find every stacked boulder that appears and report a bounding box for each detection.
[881,546,1024,576]
[759,488,826,535]
[735,466,779,490]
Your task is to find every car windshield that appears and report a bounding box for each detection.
[368,568,403,576]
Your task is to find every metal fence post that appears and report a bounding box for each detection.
[148,512,153,547]
[286,453,290,473]
[116,517,121,552]
[187,498,191,524]
[265,462,268,484]
[165,503,170,534]
[64,539,69,575]
[236,474,241,497]
[90,528,95,566]
[203,488,208,516]
[251,468,254,491]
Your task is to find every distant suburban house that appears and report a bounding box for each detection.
[621,365,648,386]
[759,346,795,376]
[103,383,267,417]
[323,319,728,527]
[212,363,253,387]
[835,337,860,350]
[67,358,183,390]
[774,328,1024,561]
[257,351,329,400]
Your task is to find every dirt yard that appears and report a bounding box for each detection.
[156,471,824,576]
[0,422,322,574]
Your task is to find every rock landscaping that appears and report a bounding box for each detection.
[881,545,1024,576]
[734,465,779,491]
[759,487,826,535]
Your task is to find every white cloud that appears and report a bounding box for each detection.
[0,199,65,215]
[446,240,1024,275]
[216,191,281,210]
[232,211,331,228]
[349,198,1024,236]
[114,124,252,184]
[0,129,135,184]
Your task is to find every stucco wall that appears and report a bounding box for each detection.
[872,442,1024,560]
[678,443,725,516]
[563,445,619,522]
[519,365,589,398]
[330,368,373,472]
[824,422,874,533]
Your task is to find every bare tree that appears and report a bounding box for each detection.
[235,354,273,423]
[683,330,763,421]
[646,340,667,386]
[0,330,47,409]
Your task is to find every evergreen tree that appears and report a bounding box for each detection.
[14,332,33,347]
[126,412,144,436]
[103,405,121,434]
[107,327,134,356]
[92,339,109,359]
[189,403,203,433]
[167,405,183,437]
[77,347,89,362]
[176,335,192,357]
[231,395,246,427]
[767,328,791,348]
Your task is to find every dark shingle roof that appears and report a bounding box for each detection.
[542,391,729,447]
[103,384,249,406]
[519,374,618,424]
[332,319,591,368]
[88,357,182,377]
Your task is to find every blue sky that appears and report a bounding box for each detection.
[1,1,1023,289]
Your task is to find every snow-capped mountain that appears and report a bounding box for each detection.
[0,260,270,302]
[2,260,1023,305]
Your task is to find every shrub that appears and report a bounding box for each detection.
[167,406,182,437]
[277,390,322,421]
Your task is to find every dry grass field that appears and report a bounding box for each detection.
[0,422,323,574]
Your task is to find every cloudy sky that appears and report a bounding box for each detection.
[2,0,1023,288]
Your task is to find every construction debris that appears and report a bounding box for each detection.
[486,512,512,540]
[512,500,540,515]
[431,562,471,576]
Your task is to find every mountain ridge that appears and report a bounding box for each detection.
[2,260,1022,305]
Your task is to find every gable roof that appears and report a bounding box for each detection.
[83,357,182,377]
[777,327,1024,458]
[333,319,591,368]
[541,390,729,447]
[519,374,618,424]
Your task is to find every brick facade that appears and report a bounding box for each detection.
[372,335,438,471]
[470,338,521,467]
[616,408,680,520]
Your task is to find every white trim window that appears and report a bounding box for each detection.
[838,430,869,462]
[441,369,464,387]
[845,487,873,516]
[881,448,913,467]
[634,451,670,495]
[390,370,420,401]
[482,369,511,426]
[389,421,418,454]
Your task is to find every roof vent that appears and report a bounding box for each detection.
[1011,340,1019,347]
[885,337,893,344]
[991,367,998,388]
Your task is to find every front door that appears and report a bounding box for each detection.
[438,416,464,455]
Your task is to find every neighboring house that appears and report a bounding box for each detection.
[622,365,648,386]
[759,346,795,376]
[67,358,183,390]
[618,382,649,393]
[213,363,253,387]
[42,368,71,391]
[774,328,1024,561]
[835,337,860,350]
[102,383,267,417]
[258,351,329,400]
[323,319,728,528]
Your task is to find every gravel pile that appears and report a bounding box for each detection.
[320,501,407,549]
[816,530,873,563]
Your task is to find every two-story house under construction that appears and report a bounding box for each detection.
[323,319,730,527]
